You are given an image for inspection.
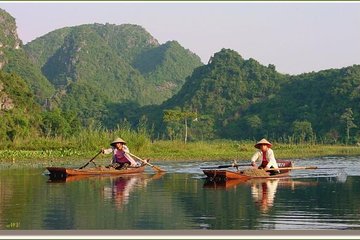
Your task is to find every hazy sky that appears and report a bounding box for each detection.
[1,1,360,75]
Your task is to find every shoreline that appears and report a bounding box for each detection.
[1,141,359,163]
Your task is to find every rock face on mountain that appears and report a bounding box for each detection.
[0,9,55,104]
[0,9,21,51]
[0,8,21,71]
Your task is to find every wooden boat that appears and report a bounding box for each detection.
[47,165,146,178]
[47,170,165,183]
[203,160,292,181]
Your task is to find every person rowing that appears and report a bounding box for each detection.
[102,137,141,170]
[250,138,280,175]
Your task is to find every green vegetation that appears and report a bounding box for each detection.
[2,48,55,103]
[134,40,203,100]
[142,49,360,144]
[0,71,42,144]
[1,133,360,163]
[243,66,360,143]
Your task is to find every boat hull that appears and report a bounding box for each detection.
[203,160,292,181]
[47,165,146,178]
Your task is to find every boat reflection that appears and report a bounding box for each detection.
[204,178,318,213]
[203,178,248,189]
[47,174,103,183]
[47,171,166,210]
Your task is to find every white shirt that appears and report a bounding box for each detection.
[251,148,279,169]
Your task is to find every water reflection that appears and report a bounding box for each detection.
[250,179,279,213]
[47,174,101,183]
[103,176,140,209]
[47,172,166,210]
[203,178,280,213]
[204,177,320,214]
[103,173,165,209]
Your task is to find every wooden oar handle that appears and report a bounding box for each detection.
[200,163,250,169]
[79,150,102,169]
[268,166,318,171]
[128,152,153,166]
[128,152,165,172]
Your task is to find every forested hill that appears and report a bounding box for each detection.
[232,65,360,141]
[163,49,288,116]
[0,9,48,141]
[139,49,360,143]
[24,23,203,106]
[142,48,289,139]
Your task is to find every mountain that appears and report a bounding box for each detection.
[41,25,151,104]
[163,48,288,119]
[25,23,203,107]
[23,27,72,68]
[121,48,289,139]
[134,40,203,99]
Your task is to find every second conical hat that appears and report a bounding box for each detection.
[254,138,272,149]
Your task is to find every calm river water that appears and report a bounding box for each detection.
[0,156,360,232]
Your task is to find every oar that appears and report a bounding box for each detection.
[78,150,102,169]
[200,163,251,169]
[265,166,345,171]
[128,152,165,173]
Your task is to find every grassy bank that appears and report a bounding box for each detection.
[144,140,360,161]
[1,140,360,164]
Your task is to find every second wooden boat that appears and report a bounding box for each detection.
[203,160,292,181]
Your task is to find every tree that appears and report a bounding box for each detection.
[40,109,71,137]
[163,108,197,143]
[340,108,357,144]
[292,120,314,144]
[324,129,340,144]
[191,115,215,140]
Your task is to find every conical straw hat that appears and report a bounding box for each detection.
[254,138,272,149]
[110,137,126,146]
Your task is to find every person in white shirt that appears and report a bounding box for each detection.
[250,138,279,174]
